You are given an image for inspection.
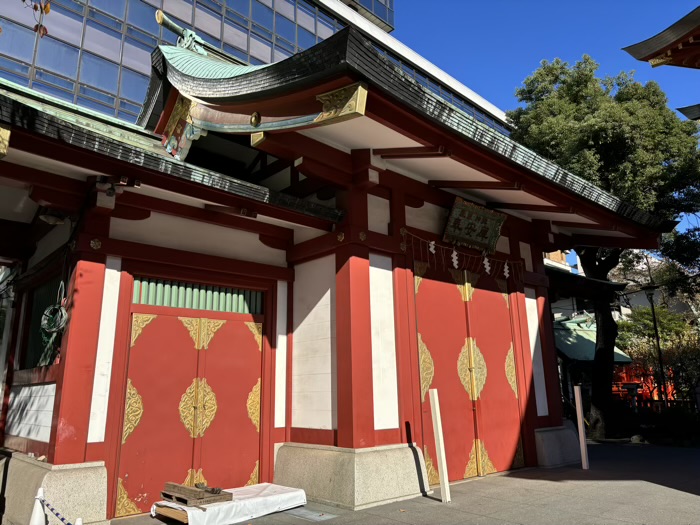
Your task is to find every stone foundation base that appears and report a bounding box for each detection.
[274,442,430,510]
[535,426,581,467]
[0,450,107,525]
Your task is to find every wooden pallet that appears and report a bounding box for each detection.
[161,482,233,506]
[154,506,188,524]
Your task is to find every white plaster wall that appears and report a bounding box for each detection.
[292,255,336,429]
[28,221,71,269]
[368,195,390,235]
[524,287,549,417]
[369,253,399,430]
[275,281,288,428]
[87,256,122,443]
[405,202,448,235]
[519,242,534,273]
[6,384,56,442]
[110,212,286,266]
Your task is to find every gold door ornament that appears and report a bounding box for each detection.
[179,378,218,438]
[417,334,434,403]
[246,322,263,351]
[179,317,226,350]
[505,344,518,398]
[449,269,479,302]
[246,460,260,486]
[414,261,429,294]
[122,379,144,444]
[184,468,207,487]
[423,446,440,486]
[131,314,157,347]
[464,439,496,478]
[247,378,261,432]
[115,478,141,517]
[457,338,487,400]
[511,438,525,469]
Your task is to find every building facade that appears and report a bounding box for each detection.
[0,2,675,524]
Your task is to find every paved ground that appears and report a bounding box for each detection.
[118,443,700,525]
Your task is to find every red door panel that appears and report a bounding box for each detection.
[414,264,475,483]
[467,275,523,473]
[196,319,262,489]
[116,314,198,517]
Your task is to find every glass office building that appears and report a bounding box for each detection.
[0,0,508,135]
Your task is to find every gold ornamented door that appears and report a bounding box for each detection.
[115,313,263,517]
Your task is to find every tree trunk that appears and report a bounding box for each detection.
[577,247,622,439]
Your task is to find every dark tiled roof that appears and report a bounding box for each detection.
[142,28,674,232]
[623,7,700,60]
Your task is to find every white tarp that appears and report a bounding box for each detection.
[151,483,307,525]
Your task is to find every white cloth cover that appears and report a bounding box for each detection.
[151,483,306,525]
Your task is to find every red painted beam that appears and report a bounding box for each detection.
[30,186,85,212]
[552,221,615,230]
[253,131,352,174]
[117,192,294,242]
[374,145,446,159]
[8,129,336,232]
[487,203,573,213]
[76,233,294,282]
[0,162,88,194]
[365,92,657,239]
[429,180,521,190]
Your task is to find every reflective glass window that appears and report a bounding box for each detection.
[0,2,38,27]
[53,0,88,13]
[274,13,294,42]
[163,0,193,23]
[0,56,30,77]
[195,4,222,37]
[127,26,158,47]
[296,1,314,32]
[84,19,122,63]
[273,0,294,20]
[123,37,152,74]
[36,36,79,78]
[120,67,149,103]
[228,0,250,17]
[258,0,272,8]
[198,0,223,14]
[316,12,334,39]
[0,18,36,64]
[223,19,248,52]
[143,0,162,8]
[0,68,30,86]
[44,4,83,46]
[35,69,74,90]
[249,32,271,62]
[90,0,126,18]
[297,26,314,50]
[128,0,160,35]
[77,95,114,115]
[223,43,247,62]
[197,31,220,46]
[118,111,138,123]
[80,52,119,94]
[79,85,116,105]
[120,99,142,113]
[33,81,74,102]
[273,46,291,62]
[252,1,273,29]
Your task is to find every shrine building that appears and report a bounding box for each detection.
[0,9,674,524]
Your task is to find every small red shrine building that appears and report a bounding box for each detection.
[0,16,673,523]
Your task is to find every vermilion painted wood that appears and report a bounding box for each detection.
[51,261,106,465]
[117,314,198,515]
[466,274,523,472]
[196,319,262,489]
[289,428,337,445]
[414,264,473,482]
[335,246,375,449]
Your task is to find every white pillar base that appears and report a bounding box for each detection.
[274,442,430,510]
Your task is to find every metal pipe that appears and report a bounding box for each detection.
[155,9,186,39]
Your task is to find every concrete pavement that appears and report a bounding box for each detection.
[116,443,700,525]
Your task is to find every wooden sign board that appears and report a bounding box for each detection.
[443,198,506,254]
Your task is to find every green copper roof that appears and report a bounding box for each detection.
[554,320,631,364]
[159,45,271,80]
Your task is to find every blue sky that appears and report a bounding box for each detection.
[394,1,699,118]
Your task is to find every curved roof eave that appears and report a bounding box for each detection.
[146,28,675,233]
[623,7,700,60]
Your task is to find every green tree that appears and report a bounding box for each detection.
[507,56,700,437]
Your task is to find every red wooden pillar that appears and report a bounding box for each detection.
[50,260,106,464]
[335,172,375,449]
